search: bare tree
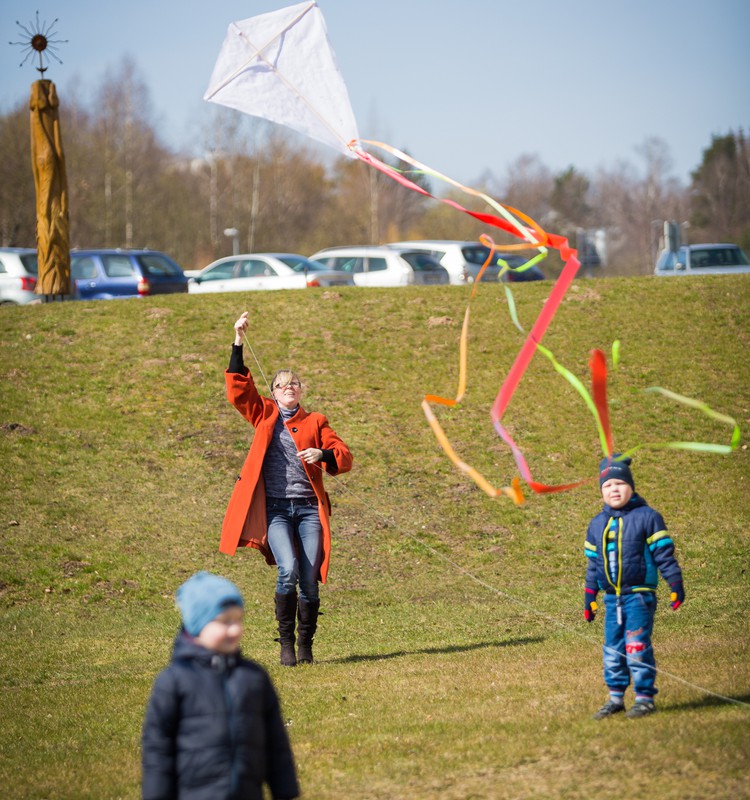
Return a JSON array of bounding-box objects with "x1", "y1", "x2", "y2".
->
[
  {"x1": 690, "y1": 130, "x2": 750, "y2": 250},
  {"x1": 0, "y1": 102, "x2": 36, "y2": 246},
  {"x1": 589, "y1": 138, "x2": 685, "y2": 274}
]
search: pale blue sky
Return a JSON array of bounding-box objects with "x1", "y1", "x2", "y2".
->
[{"x1": 3, "y1": 0, "x2": 749, "y2": 185}]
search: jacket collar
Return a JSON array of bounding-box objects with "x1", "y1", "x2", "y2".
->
[
  {"x1": 172, "y1": 630, "x2": 241, "y2": 671},
  {"x1": 274, "y1": 403, "x2": 308, "y2": 424},
  {"x1": 603, "y1": 493, "x2": 647, "y2": 518}
]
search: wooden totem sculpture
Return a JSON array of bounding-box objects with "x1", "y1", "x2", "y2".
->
[{"x1": 30, "y1": 78, "x2": 70, "y2": 297}]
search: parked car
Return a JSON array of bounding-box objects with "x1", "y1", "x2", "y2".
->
[
  {"x1": 500, "y1": 261, "x2": 546, "y2": 282},
  {"x1": 188, "y1": 253, "x2": 354, "y2": 293},
  {"x1": 655, "y1": 243, "x2": 750, "y2": 276},
  {"x1": 310, "y1": 245, "x2": 449, "y2": 287},
  {"x1": 387, "y1": 240, "x2": 516, "y2": 285},
  {"x1": 0, "y1": 247, "x2": 39, "y2": 305},
  {"x1": 70, "y1": 249, "x2": 189, "y2": 299}
]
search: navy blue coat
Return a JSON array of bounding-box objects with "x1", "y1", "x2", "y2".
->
[
  {"x1": 584, "y1": 494, "x2": 683, "y2": 595},
  {"x1": 142, "y1": 633, "x2": 299, "y2": 800}
]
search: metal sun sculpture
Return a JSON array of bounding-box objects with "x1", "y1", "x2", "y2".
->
[{"x1": 10, "y1": 11, "x2": 67, "y2": 74}]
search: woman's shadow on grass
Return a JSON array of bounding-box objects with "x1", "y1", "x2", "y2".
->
[{"x1": 324, "y1": 635, "x2": 544, "y2": 665}]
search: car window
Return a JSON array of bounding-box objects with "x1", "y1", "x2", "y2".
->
[
  {"x1": 366, "y1": 257, "x2": 388, "y2": 272},
  {"x1": 501, "y1": 255, "x2": 529, "y2": 270},
  {"x1": 202, "y1": 262, "x2": 237, "y2": 281},
  {"x1": 19, "y1": 254, "x2": 39, "y2": 275},
  {"x1": 324, "y1": 257, "x2": 362, "y2": 273},
  {"x1": 0, "y1": 258, "x2": 6, "y2": 274},
  {"x1": 691, "y1": 249, "x2": 714, "y2": 268},
  {"x1": 70, "y1": 257, "x2": 98, "y2": 280},
  {"x1": 411, "y1": 248, "x2": 446, "y2": 262},
  {"x1": 279, "y1": 256, "x2": 326, "y2": 273},
  {"x1": 239, "y1": 259, "x2": 275, "y2": 278},
  {"x1": 461, "y1": 246, "x2": 494, "y2": 265},
  {"x1": 692, "y1": 246, "x2": 749, "y2": 268},
  {"x1": 400, "y1": 252, "x2": 442, "y2": 271},
  {"x1": 102, "y1": 255, "x2": 136, "y2": 278},
  {"x1": 138, "y1": 254, "x2": 182, "y2": 277}
]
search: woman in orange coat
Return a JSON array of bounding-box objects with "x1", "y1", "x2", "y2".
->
[{"x1": 221, "y1": 311, "x2": 353, "y2": 667}]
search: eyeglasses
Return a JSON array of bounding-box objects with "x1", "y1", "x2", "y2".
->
[{"x1": 273, "y1": 381, "x2": 300, "y2": 390}]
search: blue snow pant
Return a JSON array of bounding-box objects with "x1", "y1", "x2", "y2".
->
[{"x1": 603, "y1": 592, "x2": 658, "y2": 698}]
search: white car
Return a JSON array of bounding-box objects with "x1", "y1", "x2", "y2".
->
[
  {"x1": 387, "y1": 240, "x2": 513, "y2": 285},
  {"x1": 0, "y1": 247, "x2": 39, "y2": 305},
  {"x1": 310, "y1": 245, "x2": 449, "y2": 287},
  {"x1": 188, "y1": 253, "x2": 354, "y2": 293},
  {"x1": 655, "y1": 244, "x2": 750, "y2": 276}
]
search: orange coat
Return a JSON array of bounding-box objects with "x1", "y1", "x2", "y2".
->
[{"x1": 220, "y1": 370, "x2": 353, "y2": 584}]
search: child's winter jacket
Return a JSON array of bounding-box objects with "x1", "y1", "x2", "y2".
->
[
  {"x1": 584, "y1": 494, "x2": 682, "y2": 595},
  {"x1": 142, "y1": 633, "x2": 299, "y2": 800}
]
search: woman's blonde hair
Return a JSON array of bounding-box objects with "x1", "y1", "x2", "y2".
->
[{"x1": 271, "y1": 369, "x2": 300, "y2": 390}]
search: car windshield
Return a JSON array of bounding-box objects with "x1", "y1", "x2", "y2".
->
[
  {"x1": 138, "y1": 254, "x2": 183, "y2": 277},
  {"x1": 498, "y1": 255, "x2": 529, "y2": 270},
  {"x1": 400, "y1": 252, "x2": 443, "y2": 271},
  {"x1": 277, "y1": 256, "x2": 328, "y2": 273},
  {"x1": 20, "y1": 253, "x2": 39, "y2": 275},
  {"x1": 202, "y1": 262, "x2": 236, "y2": 281},
  {"x1": 461, "y1": 246, "x2": 498, "y2": 266}
]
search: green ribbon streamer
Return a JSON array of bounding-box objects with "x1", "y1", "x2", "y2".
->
[
  {"x1": 612, "y1": 339, "x2": 621, "y2": 367},
  {"x1": 500, "y1": 288, "x2": 740, "y2": 467},
  {"x1": 534, "y1": 341, "x2": 611, "y2": 456}
]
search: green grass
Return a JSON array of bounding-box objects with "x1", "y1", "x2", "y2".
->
[{"x1": 1, "y1": 276, "x2": 749, "y2": 799}]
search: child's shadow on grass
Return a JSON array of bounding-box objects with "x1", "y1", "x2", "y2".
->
[
  {"x1": 324, "y1": 635, "x2": 544, "y2": 665},
  {"x1": 664, "y1": 693, "x2": 750, "y2": 713}
]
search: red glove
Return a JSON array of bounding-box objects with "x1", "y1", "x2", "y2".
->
[
  {"x1": 670, "y1": 581, "x2": 685, "y2": 610},
  {"x1": 584, "y1": 587, "x2": 598, "y2": 622}
]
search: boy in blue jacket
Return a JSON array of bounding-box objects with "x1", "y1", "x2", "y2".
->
[
  {"x1": 142, "y1": 571, "x2": 300, "y2": 800},
  {"x1": 583, "y1": 456, "x2": 685, "y2": 719}
]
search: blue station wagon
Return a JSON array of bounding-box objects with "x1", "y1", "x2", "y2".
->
[{"x1": 70, "y1": 249, "x2": 189, "y2": 299}]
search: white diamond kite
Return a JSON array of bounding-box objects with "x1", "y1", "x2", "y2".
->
[{"x1": 204, "y1": 0, "x2": 360, "y2": 159}]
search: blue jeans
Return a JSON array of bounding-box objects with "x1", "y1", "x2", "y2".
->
[
  {"x1": 266, "y1": 497, "x2": 322, "y2": 602},
  {"x1": 603, "y1": 592, "x2": 658, "y2": 697}
]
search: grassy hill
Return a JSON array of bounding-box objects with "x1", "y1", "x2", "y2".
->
[{"x1": 1, "y1": 275, "x2": 749, "y2": 799}]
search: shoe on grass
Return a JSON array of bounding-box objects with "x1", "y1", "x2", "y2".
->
[
  {"x1": 625, "y1": 700, "x2": 656, "y2": 718},
  {"x1": 593, "y1": 700, "x2": 625, "y2": 720}
]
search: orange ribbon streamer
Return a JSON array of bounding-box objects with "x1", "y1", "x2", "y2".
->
[{"x1": 351, "y1": 144, "x2": 602, "y2": 501}]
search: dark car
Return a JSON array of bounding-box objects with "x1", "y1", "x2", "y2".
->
[
  {"x1": 499, "y1": 256, "x2": 546, "y2": 282},
  {"x1": 70, "y1": 249, "x2": 189, "y2": 299}
]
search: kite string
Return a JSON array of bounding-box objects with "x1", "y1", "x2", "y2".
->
[
  {"x1": 237, "y1": 332, "x2": 747, "y2": 710},
  {"x1": 320, "y1": 454, "x2": 750, "y2": 710}
]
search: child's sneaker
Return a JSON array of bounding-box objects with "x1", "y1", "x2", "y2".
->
[
  {"x1": 625, "y1": 700, "x2": 656, "y2": 718},
  {"x1": 592, "y1": 700, "x2": 625, "y2": 719}
]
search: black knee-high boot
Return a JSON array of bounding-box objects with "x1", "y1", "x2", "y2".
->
[
  {"x1": 274, "y1": 591, "x2": 298, "y2": 667},
  {"x1": 297, "y1": 598, "x2": 320, "y2": 664}
]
